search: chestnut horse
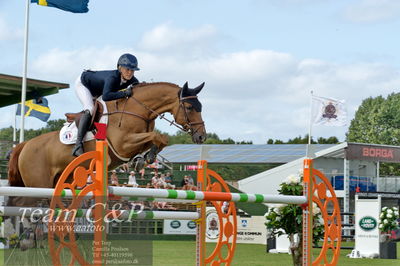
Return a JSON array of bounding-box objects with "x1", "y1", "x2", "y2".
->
[{"x1": 8, "y1": 82, "x2": 206, "y2": 191}]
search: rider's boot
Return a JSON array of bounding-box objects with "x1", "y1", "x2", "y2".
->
[{"x1": 72, "y1": 110, "x2": 92, "y2": 157}]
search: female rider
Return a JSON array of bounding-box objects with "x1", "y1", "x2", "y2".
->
[{"x1": 72, "y1": 53, "x2": 140, "y2": 156}]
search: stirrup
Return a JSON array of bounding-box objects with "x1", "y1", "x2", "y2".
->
[{"x1": 72, "y1": 142, "x2": 84, "y2": 157}]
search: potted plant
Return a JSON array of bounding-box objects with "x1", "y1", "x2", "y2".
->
[
  {"x1": 378, "y1": 206, "x2": 399, "y2": 259},
  {"x1": 265, "y1": 172, "x2": 324, "y2": 266}
]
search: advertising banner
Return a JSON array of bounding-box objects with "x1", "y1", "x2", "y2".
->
[
  {"x1": 163, "y1": 219, "x2": 197, "y2": 235},
  {"x1": 354, "y1": 196, "x2": 381, "y2": 257},
  {"x1": 205, "y1": 207, "x2": 267, "y2": 244}
]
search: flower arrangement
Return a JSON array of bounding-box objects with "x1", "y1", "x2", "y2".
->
[
  {"x1": 8, "y1": 234, "x2": 19, "y2": 248},
  {"x1": 265, "y1": 170, "x2": 324, "y2": 266},
  {"x1": 379, "y1": 206, "x2": 399, "y2": 241}
]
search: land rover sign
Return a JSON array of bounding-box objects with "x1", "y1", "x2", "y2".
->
[
  {"x1": 355, "y1": 198, "x2": 380, "y2": 256},
  {"x1": 359, "y1": 216, "x2": 377, "y2": 231}
]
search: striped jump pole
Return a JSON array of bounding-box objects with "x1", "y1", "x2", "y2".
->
[
  {"x1": 108, "y1": 186, "x2": 307, "y2": 204},
  {"x1": 0, "y1": 186, "x2": 305, "y2": 204}
]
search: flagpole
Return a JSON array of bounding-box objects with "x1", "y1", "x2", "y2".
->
[
  {"x1": 13, "y1": 105, "x2": 17, "y2": 146},
  {"x1": 19, "y1": 0, "x2": 30, "y2": 143},
  {"x1": 306, "y1": 90, "x2": 313, "y2": 158}
]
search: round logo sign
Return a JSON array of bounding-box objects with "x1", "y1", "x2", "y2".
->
[
  {"x1": 206, "y1": 210, "x2": 220, "y2": 240},
  {"x1": 359, "y1": 216, "x2": 377, "y2": 231},
  {"x1": 187, "y1": 220, "x2": 197, "y2": 229},
  {"x1": 170, "y1": 220, "x2": 181, "y2": 229}
]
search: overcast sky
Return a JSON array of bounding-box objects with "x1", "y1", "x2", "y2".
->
[{"x1": 0, "y1": 0, "x2": 399, "y2": 144}]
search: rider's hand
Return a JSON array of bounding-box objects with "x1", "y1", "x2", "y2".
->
[{"x1": 124, "y1": 88, "x2": 133, "y2": 97}]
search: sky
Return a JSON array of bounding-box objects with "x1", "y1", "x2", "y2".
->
[{"x1": 0, "y1": 0, "x2": 400, "y2": 144}]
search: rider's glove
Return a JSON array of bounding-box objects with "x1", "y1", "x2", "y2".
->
[{"x1": 124, "y1": 87, "x2": 133, "y2": 97}]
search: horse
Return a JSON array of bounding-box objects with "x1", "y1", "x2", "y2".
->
[{"x1": 8, "y1": 82, "x2": 206, "y2": 195}]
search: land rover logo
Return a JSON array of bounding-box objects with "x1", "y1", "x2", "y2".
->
[
  {"x1": 359, "y1": 216, "x2": 377, "y2": 231},
  {"x1": 187, "y1": 221, "x2": 197, "y2": 229},
  {"x1": 170, "y1": 220, "x2": 181, "y2": 229}
]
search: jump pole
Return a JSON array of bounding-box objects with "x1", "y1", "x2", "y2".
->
[{"x1": 0, "y1": 186, "x2": 306, "y2": 204}]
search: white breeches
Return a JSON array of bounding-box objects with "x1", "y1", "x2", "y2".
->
[{"x1": 74, "y1": 76, "x2": 94, "y2": 115}]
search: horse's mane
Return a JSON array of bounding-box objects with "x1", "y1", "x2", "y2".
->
[
  {"x1": 111, "y1": 82, "x2": 180, "y2": 105},
  {"x1": 134, "y1": 82, "x2": 180, "y2": 89}
]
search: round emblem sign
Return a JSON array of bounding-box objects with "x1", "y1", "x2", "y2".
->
[
  {"x1": 187, "y1": 220, "x2": 197, "y2": 229},
  {"x1": 206, "y1": 210, "x2": 220, "y2": 240},
  {"x1": 170, "y1": 220, "x2": 181, "y2": 229},
  {"x1": 359, "y1": 216, "x2": 377, "y2": 231}
]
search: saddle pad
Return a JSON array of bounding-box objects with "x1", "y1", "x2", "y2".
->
[{"x1": 59, "y1": 98, "x2": 108, "y2": 145}]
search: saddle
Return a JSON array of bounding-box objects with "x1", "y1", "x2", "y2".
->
[{"x1": 64, "y1": 100, "x2": 104, "y2": 130}]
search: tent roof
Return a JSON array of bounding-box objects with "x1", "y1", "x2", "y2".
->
[{"x1": 0, "y1": 73, "x2": 69, "y2": 108}]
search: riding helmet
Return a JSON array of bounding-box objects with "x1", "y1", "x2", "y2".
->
[{"x1": 117, "y1": 53, "x2": 140, "y2": 71}]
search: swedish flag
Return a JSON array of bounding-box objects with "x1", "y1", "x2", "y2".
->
[
  {"x1": 31, "y1": 0, "x2": 89, "y2": 13},
  {"x1": 16, "y1": 97, "x2": 51, "y2": 122}
]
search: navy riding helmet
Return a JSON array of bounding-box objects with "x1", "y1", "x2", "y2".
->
[{"x1": 117, "y1": 53, "x2": 140, "y2": 71}]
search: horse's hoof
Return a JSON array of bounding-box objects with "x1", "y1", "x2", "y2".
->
[{"x1": 131, "y1": 156, "x2": 145, "y2": 171}]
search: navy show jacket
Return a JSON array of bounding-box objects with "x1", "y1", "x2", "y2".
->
[{"x1": 80, "y1": 70, "x2": 139, "y2": 101}]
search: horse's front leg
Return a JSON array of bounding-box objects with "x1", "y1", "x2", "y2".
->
[{"x1": 127, "y1": 132, "x2": 169, "y2": 165}]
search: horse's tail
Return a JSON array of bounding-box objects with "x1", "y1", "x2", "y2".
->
[{"x1": 8, "y1": 142, "x2": 27, "y2": 187}]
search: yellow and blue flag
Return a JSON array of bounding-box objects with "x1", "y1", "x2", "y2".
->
[
  {"x1": 16, "y1": 97, "x2": 51, "y2": 122},
  {"x1": 31, "y1": 0, "x2": 89, "y2": 13}
]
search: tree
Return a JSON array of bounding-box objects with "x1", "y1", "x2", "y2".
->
[
  {"x1": 317, "y1": 136, "x2": 339, "y2": 144},
  {"x1": 266, "y1": 135, "x2": 339, "y2": 144},
  {"x1": 347, "y1": 93, "x2": 400, "y2": 175}
]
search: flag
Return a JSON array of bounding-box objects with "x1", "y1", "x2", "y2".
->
[
  {"x1": 311, "y1": 95, "x2": 346, "y2": 126},
  {"x1": 16, "y1": 97, "x2": 51, "y2": 122},
  {"x1": 31, "y1": 0, "x2": 89, "y2": 13}
]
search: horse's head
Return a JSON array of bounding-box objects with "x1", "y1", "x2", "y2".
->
[{"x1": 174, "y1": 82, "x2": 207, "y2": 144}]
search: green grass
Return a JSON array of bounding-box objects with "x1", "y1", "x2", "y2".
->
[
  {"x1": 0, "y1": 240, "x2": 399, "y2": 265},
  {"x1": 153, "y1": 240, "x2": 400, "y2": 266}
]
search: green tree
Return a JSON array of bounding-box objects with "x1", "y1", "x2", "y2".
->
[
  {"x1": 346, "y1": 95, "x2": 388, "y2": 143},
  {"x1": 0, "y1": 127, "x2": 13, "y2": 141},
  {"x1": 317, "y1": 136, "x2": 339, "y2": 144},
  {"x1": 347, "y1": 93, "x2": 400, "y2": 175},
  {"x1": 0, "y1": 119, "x2": 66, "y2": 142},
  {"x1": 266, "y1": 135, "x2": 339, "y2": 144}
]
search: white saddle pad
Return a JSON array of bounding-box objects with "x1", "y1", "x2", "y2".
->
[{"x1": 59, "y1": 99, "x2": 108, "y2": 145}]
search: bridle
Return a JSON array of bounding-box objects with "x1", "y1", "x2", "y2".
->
[
  {"x1": 176, "y1": 95, "x2": 205, "y2": 135},
  {"x1": 104, "y1": 91, "x2": 204, "y2": 136}
]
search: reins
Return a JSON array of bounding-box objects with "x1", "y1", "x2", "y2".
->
[{"x1": 103, "y1": 91, "x2": 204, "y2": 134}]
